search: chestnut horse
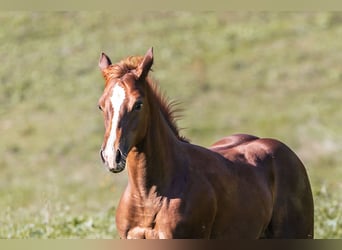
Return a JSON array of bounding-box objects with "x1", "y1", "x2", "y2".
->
[{"x1": 97, "y1": 47, "x2": 314, "y2": 239}]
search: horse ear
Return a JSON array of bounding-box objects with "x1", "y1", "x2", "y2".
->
[
  {"x1": 99, "y1": 52, "x2": 112, "y2": 71},
  {"x1": 136, "y1": 47, "x2": 153, "y2": 80}
]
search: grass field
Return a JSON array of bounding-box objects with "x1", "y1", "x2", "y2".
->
[{"x1": 0, "y1": 12, "x2": 341, "y2": 238}]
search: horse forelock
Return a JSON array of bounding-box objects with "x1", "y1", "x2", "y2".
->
[{"x1": 102, "y1": 56, "x2": 144, "y2": 82}]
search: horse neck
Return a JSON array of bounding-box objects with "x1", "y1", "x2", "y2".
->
[{"x1": 126, "y1": 88, "x2": 184, "y2": 196}]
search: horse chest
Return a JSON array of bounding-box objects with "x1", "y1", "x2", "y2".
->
[{"x1": 118, "y1": 195, "x2": 185, "y2": 239}]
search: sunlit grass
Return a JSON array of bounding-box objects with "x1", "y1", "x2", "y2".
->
[{"x1": 0, "y1": 12, "x2": 341, "y2": 238}]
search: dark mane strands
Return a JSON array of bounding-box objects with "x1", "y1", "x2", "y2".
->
[
  {"x1": 146, "y1": 78, "x2": 189, "y2": 143},
  {"x1": 103, "y1": 55, "x2": 189, "y2": 143}
]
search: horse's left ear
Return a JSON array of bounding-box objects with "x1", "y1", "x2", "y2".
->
[{"x1": 136, "y1": 47, "x2": 153, "y2": 80}]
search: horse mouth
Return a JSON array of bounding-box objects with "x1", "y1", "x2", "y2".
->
[
  {"x1": 100, "y1": 149, "x2": 127, "y2": 173},
  {"x1": 109, "y1": 159, "x2": 126, "y2": 173}
]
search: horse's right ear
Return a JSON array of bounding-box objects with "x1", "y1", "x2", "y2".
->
[
  {"x1": 136, "y1": 47, "x2": 154, "y2": 80},
  {"x1": 99, "y1": 52, "x2": 112, "y2": 71}
]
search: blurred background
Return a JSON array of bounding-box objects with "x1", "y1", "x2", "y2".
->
[{"x1": 0, "y1": 12, "x2": 341, "y2": 238}]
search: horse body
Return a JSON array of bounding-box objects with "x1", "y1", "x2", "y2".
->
[
  {"x1": 115, "y1": 134, "x2": 313, "y2": 239},
  {"x1": 97, "y1": 48, "x2": 314, "y2": 239}
]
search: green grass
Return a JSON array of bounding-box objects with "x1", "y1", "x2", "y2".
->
[{"x1": 0, "y1": 12, "x2": 341, "y2": 238}]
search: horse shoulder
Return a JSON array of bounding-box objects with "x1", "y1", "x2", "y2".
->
[{"x1": 185, "y1": 139, "x2": 274, "y2": 238}]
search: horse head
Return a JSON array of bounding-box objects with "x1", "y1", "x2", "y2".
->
[{"x1": 98, "y1": 48, "x2": 153, "y2": 173}]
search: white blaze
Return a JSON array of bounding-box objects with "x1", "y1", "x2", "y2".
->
[{"x1": 103, "y1": 84, "x2": 126, "y2": 168}]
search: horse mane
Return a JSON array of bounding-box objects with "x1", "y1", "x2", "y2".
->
[{"x1": 103, "y1": 56, "x2": 189, "y2": 143}]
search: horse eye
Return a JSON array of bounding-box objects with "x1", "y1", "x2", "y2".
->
[
  {"x1": 98, "y1": 105, "x2": 103, "y2": 111},
  {"x1": 133, "y1": 101, "x2": 143, "y2": 111}
]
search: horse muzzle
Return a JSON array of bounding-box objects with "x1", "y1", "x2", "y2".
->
[{"x1": 100, "y1": 148, "x2": 127, "y2": 173}]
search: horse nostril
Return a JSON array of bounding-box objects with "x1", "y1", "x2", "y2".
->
[
  {"x1": 100, "y1": 149, "x2": 105, "y2": 163},
  {"x1": 115, "y1": 149, "x2": 122, "y2": 164}
]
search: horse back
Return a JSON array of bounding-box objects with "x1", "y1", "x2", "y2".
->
[{"x1": 209, "y1": 134, "x2": 277, "y2": 173}]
